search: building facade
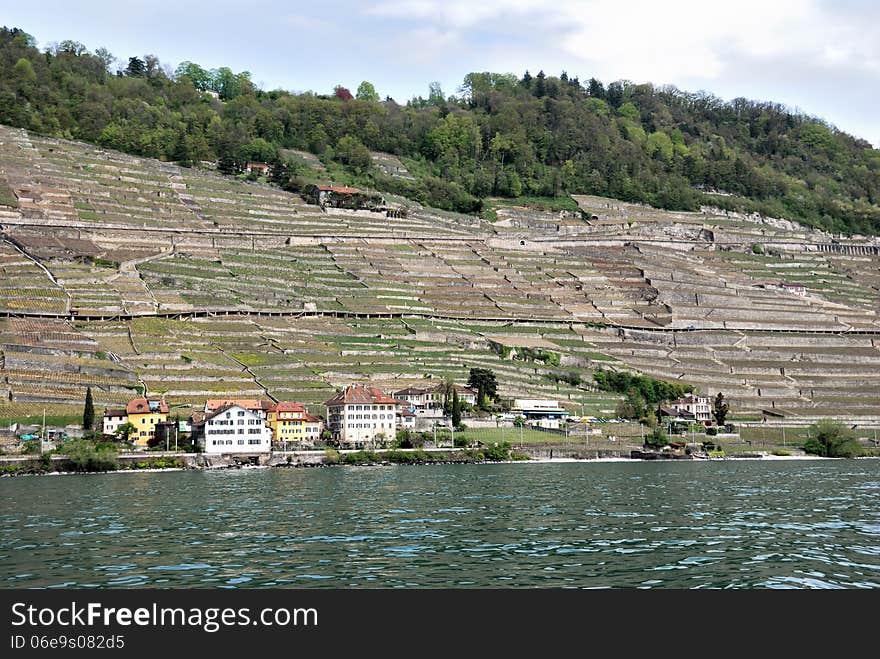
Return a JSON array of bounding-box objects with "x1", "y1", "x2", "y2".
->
[
  {"x1": 126, "y1": 398, "x2": 169, "y2": 446},
  {"x1": 511, "y1": 399, "x2": 569, "y2": 429},
  {"x1": 324, "y1": 385, "x2": 398, "y2": 446},
  {"x1": 202, "y1": 404, "x2": 272, "y2": 454},
  {"x1": 266, "y1": 402, "x2": 324, "y2": 447},
  {"x1": 392, "y1": 384, "x2": 477, "y2": 415},
  {"x1": 102, "y1": 408, "x2": 128, "y2": 436},
  {"x1": 671, "y1": 394, "x2": 712, "y2": 423}
]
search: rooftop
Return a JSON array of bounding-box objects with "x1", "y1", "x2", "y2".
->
[{"x1": 324, "y1": 384, "x2": 398, "y2": 407}]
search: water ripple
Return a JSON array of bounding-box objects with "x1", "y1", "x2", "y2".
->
[{"x1": 1, "y1": 461, "x2": 878, "y2": 588}]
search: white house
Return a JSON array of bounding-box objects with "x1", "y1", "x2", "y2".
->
[
  {"x1": 102, "y1": 408, "x2": 128, "y2": 435},
  {"x1": 393, "y1": 384, "x2": 477, "y2": 416},
  {"x1": 511, "y1": 399, "x2": 569, "y2": 429},
  {"x1": 325, "y1": 385, "x2": 398, "y2": 447},
  {"x1": 202, "y1": 404, "x2": 272, "y2": 454},
  {"x1": 671, "y1": 394, "x2": 712, "y2": 423},
  {"x1": 397, "y1": 408, "x2": 416, "y2": 430}
]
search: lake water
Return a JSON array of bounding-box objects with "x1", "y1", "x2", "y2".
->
[{"x1": 1, "y1": 460, "x2": 878, "y2": 588}]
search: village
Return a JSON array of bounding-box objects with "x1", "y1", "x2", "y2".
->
[{"x1": 1, "y1": 375, "x2": 731, "y2": 467}]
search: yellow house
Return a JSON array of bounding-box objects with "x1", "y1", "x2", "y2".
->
[
  {"x1": 126, "y1": 397, "x2": 169, "y2": 447},
  {"x1": 267, "y1": 402, "x2": 323, "y2": 446}
]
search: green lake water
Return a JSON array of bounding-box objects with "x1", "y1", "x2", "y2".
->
[{"x1": 1, "y1": 460, "x2": 878, "y2": 588}]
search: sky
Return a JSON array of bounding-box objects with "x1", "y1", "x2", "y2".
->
[{"x1": 2, "y1": 0, "x2": 878, "y2": 146}]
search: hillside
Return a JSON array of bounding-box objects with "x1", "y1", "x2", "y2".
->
[
  {"x1": 1, "y1": 125, "x2": 879, "y2": 426},
  {"x1": 1, "y1": 27, "x2": 879, "y2": 235}
]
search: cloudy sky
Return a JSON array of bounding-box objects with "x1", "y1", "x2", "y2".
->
[{"x1": 3, "y1": 0, "x2": 878, "y2": 145}]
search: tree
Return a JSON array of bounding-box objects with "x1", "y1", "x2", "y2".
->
[
  {"x1": 334, "y1": 85, "x2": 353, "y2": 100},
  {"x1": 124, "y1": 56, "x2": 146, "y2": 77},
  {"x1": 803, "y1": 420, "x2": 862, "y2": 458},
  {"x1": 115, "y1": 422, "x2": 137, "y2": 442},
  {"x1": 468, "y1": 368, "x2": 498, "y2": 408},
  {"x1": 335, "y1": 134, "x2": 372, "y2": 173},
  {"x1": 356, "y1": 81, "x2": 379, "y2": 102},
  {"x1": 451, "y1": 388, "x2": 462, "y2": 428},
  {"x1": 175, "y1": 61, "x2": 212, "y2": 91},
  {"x1": 428, "y1": 81, "x2": 444, "y2": 105},
  {"x1": 713, "y1": 392, "x2": 729, "y2": 426},
  {"x1": 83, "y1": 386, "x2": 95, "y2": 431},
  {"x1": 645, "y1": 427, "x2": 668, "y2": 449}
]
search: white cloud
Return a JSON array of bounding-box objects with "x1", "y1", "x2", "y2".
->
[{"x1": 362, "y1": 0, "x2": 880, "y2": 142}]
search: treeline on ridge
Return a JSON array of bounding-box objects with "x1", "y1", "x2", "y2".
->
[{"x1": 1, "y1": 26, "x2": 879, "y2": 233}]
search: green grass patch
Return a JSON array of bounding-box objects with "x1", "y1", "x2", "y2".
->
[{"x1": 0, "y1": 183, "x2": 18, "y2": 207}]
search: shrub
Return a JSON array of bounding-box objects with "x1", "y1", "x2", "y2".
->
[
  {"x1": 62, "y1": 439, "x2": 119, "y2": 472},
  {"x1": 803, "y1": 420, "x2": 862, "y2": 458},
  {"x1": 772, "y1": 450, "x2": 791, "y2": 456},
  {"x1": 483, "y1": 441, "x2": 511, "y2": 461},
  {"x1": 323, "y1": 449, "x2": 340, "y2": 465},
  {"x1": 706, "y1": 426, "x2": 718, "y2": 436},
  {"x1": 645, "y1": 428, "x2": 668, "y2": 449}
]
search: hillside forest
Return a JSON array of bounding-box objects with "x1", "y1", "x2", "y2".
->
[{"x1": 2, "y1": 26, "x2": 879, "y2": 234}]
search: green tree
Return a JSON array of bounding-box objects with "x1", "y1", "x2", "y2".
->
[
  {"x1": 335, "y1": 134, "x2": 372, "y2": 173},
  {"x1": 468, "y1": 368, "x2": 498, "y2": 408},
  {"x1": 83, "y1": 386, "x2": 95, "y2": 431},
  {"x1": 452, "y1": 388, "x2": 462, "y2": 428},
  {"x1": 356, "y1": 80, "x2": 379, "y2": 102},
  {"x1": 124, "y1": 56, "x2": 146, "y2": 77},
  {"x1": 713, "y1": 392, "x2": 729, "y2": 426},
  {"x1": 115, "y1": 422, "x2": 137, "y2": 442},
  {"x1": 803, "y1": 420, "x2": 862, "y2": 458},
  {"x1": 13, "y1": 57, "x2": 36, "y2": 85},
  {"x1": 645, "y1": 427, "x2": 668, "y2": 449},
  {"x1": 175, "y1": 61, "x2": 212, "y2": 91}
]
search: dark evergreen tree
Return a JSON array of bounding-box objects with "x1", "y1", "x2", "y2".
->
[
  {"x1": 124, "y1": 56, "x2": 145, "y2": 77},
  {"x1": 467, "y1": 368, "x2": 498, "y2": 408},
  {"x1": 452, "y1": 388, "x2": 462, "y2": 428},
  {"x1": 83, "y1": 386, "x2": 95, "y2": 431},
  {"x1": 713, "y1": 392, "x2": 729, "y2": 426}
]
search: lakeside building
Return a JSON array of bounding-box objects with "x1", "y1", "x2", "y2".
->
[
  {"x1": 397, "y1": 407, "x2": 416, "y2": 430},
  {"x1": 204, "y1": 399, "x2": 273, "y2": 418},
  {"x1": 392, "y1": 384, "x2": 477, "y2": 416},
  {"x1": 511, "y1": 399, "x2": 569, "y2": 429},
  {"x1": 266, "y1": 401, "x2": 324, "y2": 447},
  {"x1": 125, "y1": 398, "x2": 169, "y2": 446},
  {"x1": 670, "y1": 393, "x2": 712, "y2": 423},
  {"x1": 199, "y1": 403, "x2": 272, "y2": 454},
  {"x1": 324, "y1": 385, "x2": 398, "y2": 447},
  {"x1": 102, "y1": 408, "x2": 128, "y2": 435}
]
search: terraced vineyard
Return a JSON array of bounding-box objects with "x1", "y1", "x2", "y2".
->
[{"x1": 1, "y1": 125, "x2": 878, "y2": 424}]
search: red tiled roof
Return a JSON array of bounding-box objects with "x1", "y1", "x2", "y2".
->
[
  {"x1": 205, "y1": 399, "x2": 271, "y2": 412},
  {"x1": 246, "y1": 162, "x2": 270, "y2": 169},
  {"x1": 398, "y1": 409, "x2": 416, "y2": 417},
  {"x1": 268, "y1": 401, "x2": 306, "y2": 413},
  {"x1": 103, "y1": 408, "x2": 127, "y2": 417},
  {"x1": 315, "y1": 185, "x2": 361, "y2": 193},
  {"x1": 303, "y1": 413, "x2": 322, "y2": 423},
  {"x1": 324, "y1": 384, "x2": 398, "y2": 407},
  {"x1": 126, "y1": 398, "x2": 169, "y2": 415}
]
